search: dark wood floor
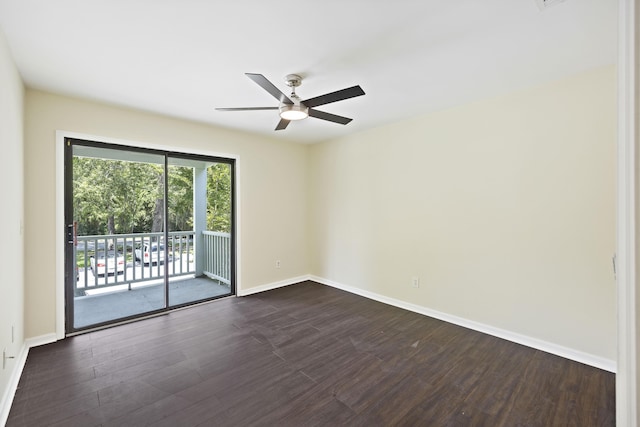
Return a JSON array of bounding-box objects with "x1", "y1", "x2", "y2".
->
[{"x1": 7, "y1": 281, "x2": 615, "y2": 426}]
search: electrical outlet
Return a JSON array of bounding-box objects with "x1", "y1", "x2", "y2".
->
[
  {"x1": 275, "y1": 260, "x2": 281, "y2": 269},
  {"x1": 412, "y1": 276, "x2": 420, "y2": 288},
  {"x1": 2, "y1": 348, "x2": 15, "y2": 369}
]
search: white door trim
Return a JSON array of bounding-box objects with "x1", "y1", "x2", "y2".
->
[{"x1": 617, "y1": 0, "x2": 637, "y2": 425}]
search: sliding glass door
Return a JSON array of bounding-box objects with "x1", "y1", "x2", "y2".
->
[
  {"x1": 64, "y1": 139, "x2": 235, "y2": 333},
  {"x1": 166, "y1": 158, "x2": 233, "y2": 307}
]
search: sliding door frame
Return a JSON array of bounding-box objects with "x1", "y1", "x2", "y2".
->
[{"x1": 56, "y1": 131, "x2": 239, "y2": 336}]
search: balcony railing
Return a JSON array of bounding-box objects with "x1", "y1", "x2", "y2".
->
[
  {"x1": 74, "y1": 231, "x2": 231, "y2": 295},
  {"x1": 203, "y1": 231, "x2": 231, "y2": 285}
]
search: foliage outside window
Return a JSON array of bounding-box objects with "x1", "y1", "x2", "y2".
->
[{"x1": 73, "y1": 157, "x2": 231, "y2": 235}]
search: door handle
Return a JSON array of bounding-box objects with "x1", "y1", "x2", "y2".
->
[{"x1": 67, "y1": 224, "x2": 74, "y2": 244}]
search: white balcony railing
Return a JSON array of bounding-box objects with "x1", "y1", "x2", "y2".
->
[
  {"x1": 74, "y1": 231, "x2": 231, "y2": 295},
  {"x1": 202, "y1": 231, "x2": 231, "y2": 285}
]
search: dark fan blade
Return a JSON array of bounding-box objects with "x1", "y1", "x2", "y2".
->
[
  {"x1": 215, "y1": 107, "x2": 278, "y2": 111},
  {"x1": 308, "y1": 109, "x2": 353, "y2": 125},
  {"x1": 275, "y1": 118, "x2": 290, "y2": 130},
  {"x1": 246, "y1": 73, "x2": 293, "y2": 105},
  {"x1": 302, "y1": 85, "x2": 365, "y2": 108}
]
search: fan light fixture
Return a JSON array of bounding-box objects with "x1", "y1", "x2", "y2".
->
[{"x1": 279, "y1": 104, "x2": 308, "y2": 121}]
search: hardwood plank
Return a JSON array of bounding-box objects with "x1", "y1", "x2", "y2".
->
[
  {"x1": 149, "y1": 394, "x2": 230, "y2": 427},
  {"x1": 7, "y1": 281, "x2": 614, "y2": 426},
  {"x1": 97, "y1": 394, "x2": 193, "y2": 427},
  {"x1": 8, "y1": 393, "x2": 100, "y2": 426}
]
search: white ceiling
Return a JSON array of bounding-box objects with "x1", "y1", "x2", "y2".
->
[{"x1": 0, "y1": 0, "x2": 617, "y2": 144}]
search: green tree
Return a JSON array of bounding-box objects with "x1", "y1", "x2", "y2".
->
[
  {"x1": 73, "y1": 158, "x2": 162, "y2": 235},
  {"x1": 207, "y1": 163, "x2": 231, "y2": 232},
  {"x1": 73, "y1": 157, "x2": 232, "y2": 236},
  {"x1": 168, "y1": 165, "x2": 194, "y2": 232}
]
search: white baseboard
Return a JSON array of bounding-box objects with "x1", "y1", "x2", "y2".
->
[
  {"x1": 0, "y1": 333, "x2": 58, "y2": 426},
  {"x1": 25, "y1": 333, "x2": 58, "y2": 349},
  {"x1": 310, "y1": 275, "x2": 616, "y2": 373},
  {"x1": 0, "y1": 342, "x2": 28, "y2": 427},
  {"x1": 237, "y1": 275, "x2": 311, "y2": 297}
]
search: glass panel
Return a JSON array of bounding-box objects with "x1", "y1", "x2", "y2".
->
[
  {"x1": 167, "y1": 157, "x2": 232, "y2": 306},
  {"x1": 71, "y1": 144, "x2": 166, "y2": 328}
]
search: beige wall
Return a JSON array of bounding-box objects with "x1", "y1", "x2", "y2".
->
[
  {"x1": 0, "y1": 28, "x2": 24, "y2": 414},
  {"x1": 22, "y1": 66, "x2": 616, "y2": 363},
  {"x1": 309, "y1": 66, "x2": 617, "y2": 361},
  {"x1": 23, "y1": 90, "x2": 309, "y2": 338}
]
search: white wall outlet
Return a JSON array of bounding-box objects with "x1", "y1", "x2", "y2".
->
[
  {"x1": 275, "y1": 260, "x2": 281, "y2": 269},
  {"x1": 3, "y1": 348, "x2": 15, "y2": 370},
  {"x1": 412, "y1": 276, "x2": 420, "y2": 288}
]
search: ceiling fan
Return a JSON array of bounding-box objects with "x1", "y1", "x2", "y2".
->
[{"x1": 216, "y1": 73, "x2": 365, "y2": 131}]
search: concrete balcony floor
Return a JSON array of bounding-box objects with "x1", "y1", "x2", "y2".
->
[{"x1": 73, "y1": 276, "x2": 231, "y2": 329}]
